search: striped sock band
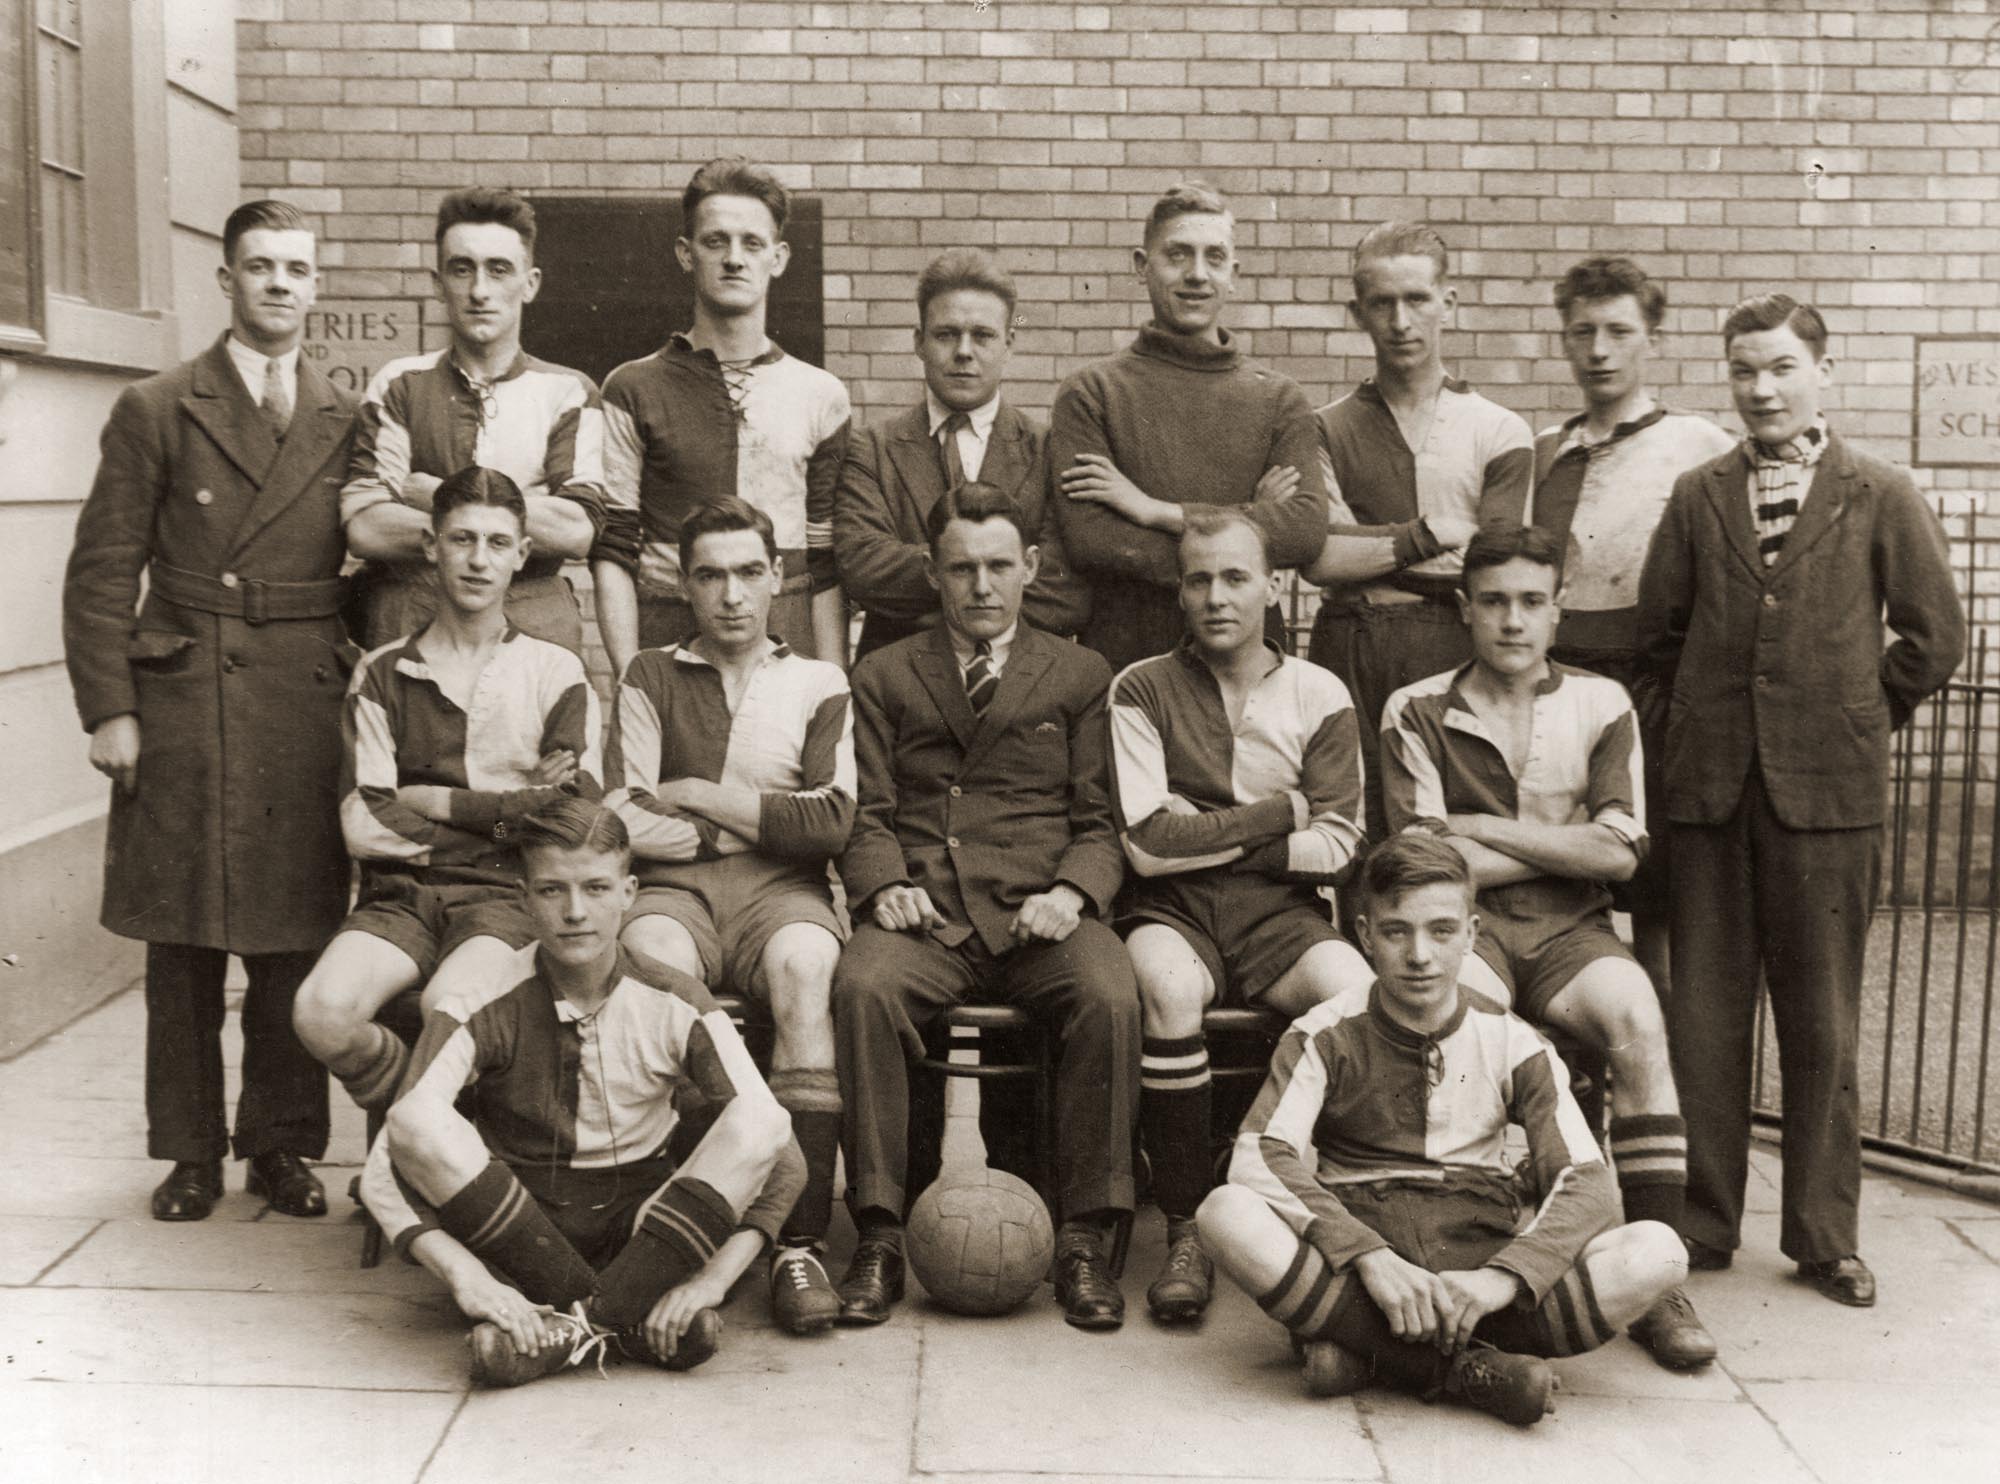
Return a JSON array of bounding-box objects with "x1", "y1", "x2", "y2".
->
[
  {"x1": 1141, "y1": 1034, "x2": 1212, "y2": 1220},
  {"x1": 592, "y1": 1176, "x2": 740, "y2": 1328},
  {"x1": 1257, "y1": 1236, "x2": 1348, "y2": 1340},
  {"x1": 437, "y1": 1160, "x2": 596, "y2": 1306},
  {"x1": 336, "y1": 1022, "x2": 410, "y2": 1113},
  {"x1": 1140, "y1": 1034, "x2": 1211, "y2": 1094},
  {"x1": 1610, "y1": 1113, "x2": 1688, "y2": 1227},
  {"x1": 1532, "y1": 1255, "x2": 1617, "y2": 1357}
]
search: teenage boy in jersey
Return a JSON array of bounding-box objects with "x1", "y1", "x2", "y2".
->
[
  {"x1": 836, "y1": 248, "x2": 1090, "y2": 659},
  {"x1": 607, "y1": 497, "x2": 854, "y2": 1337},
  {"x1": 1379, "y1": 524, "x2": 1713, "y2": 1369},
  {"x1": 1638, "y1": 295, "x2": 1963, "y2": 1307},
  {"x1": 834, "y1": 482, "x2": 1140, "y2": 1331},
  {"x1": 1197, "y1": 834, "x2": 1687, "y2": 1425},
  {"x1": 1109, "y1": 511, "x2": 1370, "y2": 1327},
  {"x1": 597, "y1": 157, "x2": 852, "y2": 677},
  {"x1": 1495, "y1": 257, "x2": 1736, "y2": 989},
  {"x1": 361, "y1": 801, "x2": 804, "y2": 1387},
  {"x1": 342, "y1": 188, "x2": 606, "y2": 655},
  {"x1": 292, "y1": 467, "x2": 602, "y2": 1120},
  {"x1": 1305, "y1": 222, "x2": 1533, "y2": 833},
  {"x1": 1051, "y1": 181, "x2": 1328, "y2": 673}
]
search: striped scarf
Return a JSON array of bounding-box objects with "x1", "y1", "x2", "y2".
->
[{"x1": 1746, "y1": 417, "x2": 1827, "y2": 567}]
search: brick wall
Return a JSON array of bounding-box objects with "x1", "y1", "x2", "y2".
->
[{"x1": 236, "y1": 0, "x2": 2000, "y2": 676}]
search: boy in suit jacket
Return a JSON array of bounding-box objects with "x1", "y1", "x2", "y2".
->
[
  {"x1": 833, "y1": 481, "x2": 1142, "y2": 1331},
  {"x1": 1636, "y1": 294, "x2": 1964, "y2": 1308},
  {"x1": 835, "y1": 248, "x2": 1089, "y2": 660}
]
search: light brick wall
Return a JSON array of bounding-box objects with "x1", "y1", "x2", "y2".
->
[{"x1": 236, "y1": 0, "x2": 2000, "y2": 674}]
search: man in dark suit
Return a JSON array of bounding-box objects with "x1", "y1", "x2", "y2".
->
[
  {"x1": 833, "y1": 481, "x2": 1141, "y2": 1331},
  {"x1": 63, "y1": 201, "x2": 357, "y2": 1223},
  {"x1": 834, "y1": 247, "x2": 1089, "y2": 661},
  {"x1": 1637, "y1": 293, "x2": 1964, "y2": 1308}
]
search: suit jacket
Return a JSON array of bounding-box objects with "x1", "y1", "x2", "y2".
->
[
  {"x1": 1635, "y1": 432, "x2": 1964, "y2": 831},
  {"x1": 842, "y1": 624, "x2": 1125, "y2": 955},
  {"x1": 833, "y1": 400, "x2": 1091, "y2": 660},
  {"x1": 62, "y1": 335, "x2": 358, "y2": 952}
]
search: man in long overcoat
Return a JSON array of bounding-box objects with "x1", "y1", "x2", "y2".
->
[{"x1": 62, "y1": 201, "x2": 357, "y2": 1222}]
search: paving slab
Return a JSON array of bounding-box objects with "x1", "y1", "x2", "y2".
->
[
  {"x1": 0, "y1": 1381, "x2": 457, "y2": 1484},
  {"x1": 37, "y1": 1214, "x2": 439, "y2": 1297},
  {"x1": 0, "y1": 1216, "x2": 102, "y2": 1286},
  {"x1": 1947, "y1": 1216, "x2": 2000, "y2": 1263},
  {"x1": 0, "y1": 1155, "x2": 269, "y2": 1221},
  {"x1": 1744, "y1": 1379, "x2": 2000, "y2": 1484},
  {"x1": 1545, "y1": 1327, "x2": 1744, "y2": 1402}
]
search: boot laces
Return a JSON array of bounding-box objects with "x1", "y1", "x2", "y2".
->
[{"x1": 551, "y1": 1300, "x2": 614, "y2": 1377}]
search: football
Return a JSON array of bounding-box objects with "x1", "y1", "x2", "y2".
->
[{"x1": 905, "y1": 1167, "x2": 1055, "y2": 1316}]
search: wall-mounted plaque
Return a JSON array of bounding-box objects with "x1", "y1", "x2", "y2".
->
[
  {"x1": 302, "y1": 300, "x2": 424, "y2": 396},
  {"x1": 1914, "y1": 335, "x2": 2000, "y2": 468}
]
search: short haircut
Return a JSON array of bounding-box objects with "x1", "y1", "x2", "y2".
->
[
  {"x1": 1459, "y1": 524, "x2": 1564, "y2": 593},
  {"x1": 926, "y1": 480, "x2": 1032, "y2": 553},
  {"x1": 1181, "y1": 508, "x2": 1273, "y2": 575},
  {"x1": 683, "y1": 156, "x2": 789, "y2": 238},
  {"x1": 222, "y1": 200, "x2": 309, "y2": 264},
  {"x1": 1554, "y1": 255, "x2": 1665, "y2": 330},
  {"x1": 435, "y1": 186, "x2": 537, "y2": 260},
  {"x1": 1352, "y1": 220, "x2": 1449, "y2": 293},
  {"x1": 516, "y1": 799, "x2": 631, "y2": 868},
  {"x1": 916, "y1": 248, "x2": 1017, "y2": 327},
  {"x1": 431, "y1": 465, "x2": 528, "y2": 532},
  {"x1": 1360, "y1": 832, "x2": 1474, "y2": 914},
  {"x1": 1143, "y1": 180, "x2": 1231, "y2": 248},
  {"x1": 1722, "y1": 292, "x2": 1829, "y2": 359},
  {"x1": 679, "y1": 495, "x2": 778, "y2": 571}
]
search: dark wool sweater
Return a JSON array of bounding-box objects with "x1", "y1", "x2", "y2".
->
[{"x1": 1049, "y1": 324, "x2": 1328, "y2": 672}]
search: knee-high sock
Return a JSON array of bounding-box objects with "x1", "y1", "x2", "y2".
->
[
  {"x1": 336, "y1": 1022, "x2": 409, "y2": 1113},
  {"x1": 1609, "y1": 1114, "x2": 1688, "y2": 1229},
  {"x1": 1256, "y1": 1236, "x2": 1449, "y2": 1393},
  {"x1": 590, "y1": 1176, "x2": 738, "y2": 1328},
  {"x1": 770, "y1": 1067, "x2": 840, "y2": 1248},
  {"x1": 1141, "y1": 1034, "x2": 1211, "y2": 1223},
  {"x1": 437, "y1": 1161, "x2": 597, "y2": 1308}
]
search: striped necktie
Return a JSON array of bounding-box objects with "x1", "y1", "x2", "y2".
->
[
  {"x1": 939, "y1": 410, "x2": 970, "y2": 491},
  {"x1": 964, "y1": 638, "x2": 998, "y2": 717},
  {"x1": 261, "y1": 355, "x2": 293, "y2": 441}
]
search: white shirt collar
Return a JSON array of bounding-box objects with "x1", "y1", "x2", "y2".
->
[
  {"x1": 224, "y1": 335, "x2": 301, "y2": 404},
  {"x1": 949, "y1": 620, "x2": 1017, "y2": 674},
  {"x1": 926, "y1": 388, "x2": 1000, "y2": 443}
]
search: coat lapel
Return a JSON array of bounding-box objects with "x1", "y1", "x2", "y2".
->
[
  {"x1": 181, "y1": 337, "x2": 280, "y2": 489},
  {"x1": 226, "y1": 356, "x2": 349, "y2": 559},
  {"x1": 962, "y1": 628, "x2": 1057, "y2": 772},
  {"x1": 1763, "y1": 436, "x2": 1853, "y2": 583},
  {"x1": 912, "y1": 627, "x2": 981, "y2": 753},
  {"x1": 887, "y1": 407, "x2": 948, "y2": 519},
  {"x1": 1702, "y1": 447, "x2": 1766, "y2": 582},
  {"x1": 979, "y1": 404, "x2": 1033, "y2": 495}
]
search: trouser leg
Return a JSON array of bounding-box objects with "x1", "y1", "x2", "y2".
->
[
  {"x1": 234, "y1": 949, "x2": 330, "y2": 1160},
  {"x1": 144, "y1": 943, "x2": 230, "y2": 1164}
]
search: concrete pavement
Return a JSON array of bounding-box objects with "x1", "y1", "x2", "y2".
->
[{"x1": 3, "y1": 984, "x2": 1998, "y2": 1484}]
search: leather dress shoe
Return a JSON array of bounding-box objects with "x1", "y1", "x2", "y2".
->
[
  {"x1": 836, "y1": 1236, "x2": 905, "y2": 1325},
  {"x1": 1683, "y1": 1236, "x2": 1733, "y2": 1272},
  {"x1": 1798, "y1": 1255, "x2": 1876, "y2": 1307},
  {"x1": 151, "y1": 1160, "x2": 223, "y2": 1222},
  {"x1": 1051, "y1": 1236, "x2": 1124, "y2": 1331},
  {"x1": 246, "y1": 1151, "x2": 328, "y2": 1218}
]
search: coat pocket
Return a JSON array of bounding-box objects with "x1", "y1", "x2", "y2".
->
[{"x1": 127, "y1": 629, "x2": 196, "y2": 674}]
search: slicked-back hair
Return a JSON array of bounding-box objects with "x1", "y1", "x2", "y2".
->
[
  {"x1": 436, "y1": 186, "x2": 537, "y2": 260},
  {"x1": 1360, "y1": 832, "x2": 1475, "y2": 914},
  {"x1": 1352, "y1": 220, "x2": 1449, "y2": 294},
  {"x1": 1554, "y1": 255, "x2": 1665, "y2": 330},
  {"x1": 431, "y1": 465, "x2": 528, "y2": 532},
  {"x1": 1181, "y1": 508, "x2": 1273, "y2": 576},
  {"x1": 1722, "y1": 292, "x2": 1829, "y2": 359},
  {"x1": 679, "y1": 495, "x2": 778, "y2": 572},
  {"x1": 1143, "y1": 180, "x2": 1231, "y2": 248},
  {"x1": 222, "y1": 200, "x2": 310, "y2": 264},
  {"x1": 516, "y1": 799, "x2": 631, "y2": 868},
  {"x1": 916, "y1": 248, "x2": 1017, "y2": 327},
  {"x1": 683, "y1": 156, "x2": 790, "y2": 238},
  {"x1": 1459, "y1": 523, "x2": 1564, "y2": 594},
  {"x1": 925, "y1": 480, "x2": 1032, "y2": 553}
]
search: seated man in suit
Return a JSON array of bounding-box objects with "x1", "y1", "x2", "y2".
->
[
  {"x1": 1108, "y1": 510, "x2": 1371, "y2": 1327},
  {"x1": 835, "y1": 248, "x2": 1090, "y2": 660},
  {"x1": 292, "y1": 467, "x2": 602, "y2": 1120},
  {"x1": 606, "y1": 496, "x2": 855, "y2": 1338},
  {"x1": 833, "y1": 480, "x2": 1141, "y2": 1330},
  {"x1": 362, "y1": 800, "x2": 804, "y2": 1387},
  {"x1": 1379, "y1": 523, "x2": 1712, "y2": 1369}
]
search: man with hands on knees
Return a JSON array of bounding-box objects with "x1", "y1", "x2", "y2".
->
[
  {"x1": 1197, "y1": 834, "x2": 1686, "y2": 1424},
  {"x1": 361, "y1": 800, "x2": 803, "y2": 1387}
]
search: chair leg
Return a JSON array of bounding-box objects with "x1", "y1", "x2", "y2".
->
[
  {"x1": 361, "y1": 1218, "x2": 384, "y2": 1269},
  {"x1": 1033, "y1": 1029, "x2": 1058, "y2": 1214}
]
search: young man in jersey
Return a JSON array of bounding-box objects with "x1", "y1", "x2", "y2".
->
[
  {"x1": 606, "y1": 496, "x2": 854, "y2": 1337},
  {"x1": 342, "y1": 188, "x2": 607, "y2": 655},
  {"x1": 1108, "y1": 510, "x2": 1371, "y2": 1327},
  {"x1": 1050, "y1": 181, "x2": 1328, "y2": 673},
  {"x1": 292, "y1": 467, "x2": 602, "y2": 1120},
  {"x1": 361, "y1": 800, "x2": 804, "y2": 1387},
  {"x1": 1197, "y1": 834, "x2": 1687, "y2": 1424},
  {"x1": 1305, "y1": 222, "x2": 1534, "y2": 835},
  {"x1": 1378, "y1": 524, "x2": 1713, "y2": 1369},
  {"x1": 597, "y1": 158, "x2": 852, "y2": 677}
]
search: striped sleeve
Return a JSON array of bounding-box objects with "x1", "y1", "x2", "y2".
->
[
  {"x1": 339, "y1": 648, "x2": 436, "y2": 862},
  {"x1": 805, "y1": 410, "x2": 851, "y2": 593},
  {"x1": 1477, "y1": 406, "x2": 1536, "y2": 522},
  {"x1": 605, "y1": 659, "x2": 705, "y2": 862},
  {"x1": 541, "y1": 371, "x2": 609, "y2": 539},
  {"x1": 445, "y1": 652, "x2": 604, "y2": 834},
  {"x1": 1242, "y1": 674, "x2": 1365, "y2": 884},
  {"x1": 366, "y1": 1007, "x2": 488, "y2": 1256},
  {"x1": 1228, "y1": 1016, "x2": 1392, "y2": 1270},
  {"x1": 1378, "y1": 684, "x2": 1452, "y2": 835},
  {"x1": 1584, "y1": 687, "x2": 1647, "y2": 856},
  {"x1": 340, "y1": 363, "x2": 416, "y2": 526},
  {"x1": 757, "y1": 677, "x2": 856, "y2": 861},
  {"x1": 1488, "y1": 1024, "x2": 1619, "y2": 1302},
  {"x1": 1110, "y1": 663, "x2": 1299, "y2": 877}
]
